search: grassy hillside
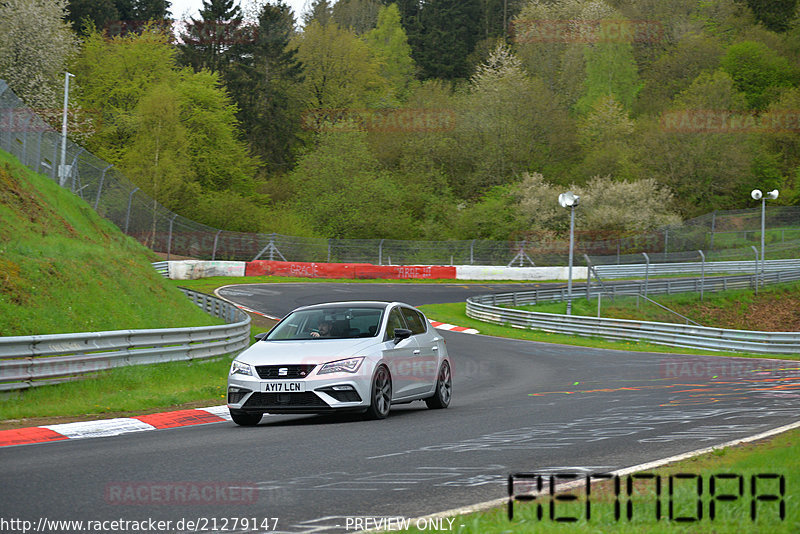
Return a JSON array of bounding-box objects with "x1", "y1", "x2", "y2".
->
[{"x1": 0, "y1": 149, "x2": 219, "y2": 336}]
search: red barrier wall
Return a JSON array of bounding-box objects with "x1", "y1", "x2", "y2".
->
[{"x1": 245, "y1": 261, "x2": 456, "y2": 280}]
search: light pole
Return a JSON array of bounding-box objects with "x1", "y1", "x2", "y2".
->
[
  {"x1": 559, "y1": 191, "x2": 580, "y2": 315},
  {"x1": 59, "y1": 71, "x2": 75, "y2": 187},
  {"x1": 751, "y1": 188, "x2": 778, "y2": 287}
]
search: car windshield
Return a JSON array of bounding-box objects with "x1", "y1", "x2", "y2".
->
[{"x1": 265, "y1": 306, "x2": 385, "y2": 341}]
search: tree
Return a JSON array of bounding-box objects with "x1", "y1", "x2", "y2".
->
[
  {"x1": 363, "y1": 4, "x2": 416, "y2": 104},
  {"x1": 719, "y1": 40, "x2": 799, "y2": 110},
  {"x1": 745, "y1": 0, "x2": 799, "y2": 32},
  {"x1": 303, "y1": 0, "x2": 334, "y2": 26},
  {"x1": 286, "y1": 129, "x2": 415, "y2": 238},
  {"x1": 512, "y1": 172, "x2": 681, "y2": 237},
  {"x1": 578, "y1": 95, "x2": 639, "y2": 180},
  {"x1": 73, "y1": 28, "x2": 180, "y2": 162},
  {"x1": 121, "y1": 82, "x2": 196, "y2": 244},
  {"x1": 415, "y1": 0, "x2": 482, "y2": 79},
  {"x1": 634, "y1": 33, "x2": 725, "y2": 116},
  {"x1": 636, "y1": 72, "x2": 754, "y2": 214},
  {"x1": 455, "y1": 45, "x2": 577, "y2": 196},
  {"x1": 180, "y1": 0, "x2": 245, "y2": 74},
  {"x1": 67, "y1": 0, "x2": 120, "y2": 35},
  {"x1": 176, "y1": 70, "x2": 256, "y2": 195},
  {"x1": 224, "y1": 0, "x2": 304, "y2": 172},
  {"x1": 74, "y1": 27, "x2": 260, "y2": 227},
  {"x1": 333, "y1": 0, "x2": 382, "y2": 34},
  {"x1": 576, "y1": 37, "x2": 642, "y2": 114},
  {"x1": 0, "y1": 0, "x2": 79, "y2": 110},
  {"x1": 291, "y1": 21, "x2": 386, "y2": 114}
]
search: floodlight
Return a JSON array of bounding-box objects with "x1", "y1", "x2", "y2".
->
[
  {"x1": 751, "y1": 189, "x2": 762, "y2": 200},
  {"x1": 558, "y1": 191, "x2": 579, "y2": 208}
]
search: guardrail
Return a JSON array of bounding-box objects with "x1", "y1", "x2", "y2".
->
[
  {"x1": 595, "y1": 258, "x2": 800, "y2": 279},
  {"x1": 471, "y1": 270, "x2": 800, "y2": 306},
  {"x1": 0, "y1": 289, "x2": 251, "y2": 392},
  {"x1": 466, "y1": 270, "x2": 800, "y2": 354},
  {"x1": 152, "y1": 261, "x2": 169, "y2": 278}
]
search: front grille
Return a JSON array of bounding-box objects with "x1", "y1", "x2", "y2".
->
[
  {"x1": 243, "y1": 392, "x2": 328, "y2": 409},
  {"x1": 255, "y1": 365, "x2": 317, "y2": 379}
]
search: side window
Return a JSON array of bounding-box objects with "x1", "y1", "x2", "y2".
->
[
  {"x1": 401, "y1": 307, "x2": 426, "y2": 335},
  {"x1": 384, "y1": 308, "x2": 406, "y2": 340}
]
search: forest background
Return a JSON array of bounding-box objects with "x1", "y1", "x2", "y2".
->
[{"x1": 1, "y1": 0, "x2": 799, "y2": 243}]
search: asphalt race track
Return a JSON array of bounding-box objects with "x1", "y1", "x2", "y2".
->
[{"x1": 2, "y1": 283, "x2": 799, "y2": 533}]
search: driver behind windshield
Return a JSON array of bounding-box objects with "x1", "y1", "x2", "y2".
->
[{"x1": 310, "y1": 320, "x2": 332, "y2": 338}]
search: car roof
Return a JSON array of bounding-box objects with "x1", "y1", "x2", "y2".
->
[{"x1": 292, "y1": 301, "x2": 414, "y2": 312}]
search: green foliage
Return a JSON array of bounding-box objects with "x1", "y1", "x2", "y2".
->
[
  {"x1": 121, "y1": 82, "x2": 196, "y2": 242},
  {"x1": 576, "y1": 40, "x2": 642, "y2": 114},
  {"x1": 363, "y1": 4, "x2": 416, "y2": 104},
  {"x1": 745, "y1": 0, "x2": 800, "y2": 32},
  {"x1": 176, "y1": 70, "x2": 256, "y2": 195},
  {"x1": 333, "y1": 0, "x2": 382, "y2": 34},
  {"x1": 292, "y1": 21, "x2": 387, "y2": 112},
  {"x1": 28, "y1": 0, "x2": 800, "y2": 240},
  {"x1": 224, "y1": 0, "x2": 304, "y2": 173},
  {"x1": 73, "y1": 28, "x2": 261, "y2": 232},
  {"x1": 67, "y1": 0, "x2": 120, "y2": 35},
  {"x1": 720, "y1": 40, "x2": 800, "y2": 109},
  {"x1": 286, "y1": 129, "x2": 416, "y2": 238},
  {"x1": 0, "y1": 0, "x2": 79, "y2": 110},
  {"x1": 414, "y1": 0, "x2": 483, "y2": 79},
  {"x1": 179, "y1": 0, "x2": 244, "y2": 74},
  {"x1": 635, "y1": 33, "x2": 726, "y2": 116},
  {"x1": 73, "y1": 28, "x2": 180, "y2": 162}
]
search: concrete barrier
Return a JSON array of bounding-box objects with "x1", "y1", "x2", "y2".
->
[
  {"x1": 161, "y1": 261, "x2": 586, "y2": 281},
  {"x1": 455, "y1": 265, "x2": 588, "y2": 281},
  {"x1": 245, "y1": 260, "x2": 457, "y2": 279},
  {"x1": 168, "y1": 261, "x2": 246, "y2": 280}
]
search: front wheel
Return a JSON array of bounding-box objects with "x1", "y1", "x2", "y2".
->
[
  {"x1": 230, "y1": 409, "x2": 263, "y2": 426},
  {"x1": 425, "y1": 361, "x2": 452, "y2": 409},
  {"x1": 364, "y1": 365, "x2": 392, "y2": 420}
]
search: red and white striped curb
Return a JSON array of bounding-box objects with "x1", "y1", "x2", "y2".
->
[
  {"x1": 0, "y1": 405, "x2": 231, "y2": 448},
  {"x1": 429, "y1": 321, "x2": 479, "y2": 335},
  {"x1": 234, "y1": 304, "x2": 281, "y2": 321}
]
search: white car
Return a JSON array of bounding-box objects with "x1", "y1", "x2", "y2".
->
[{"x1": 227, "y1": 301, "x2": 452, "y2": 425}]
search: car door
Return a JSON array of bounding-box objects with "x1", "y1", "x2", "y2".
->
[
  {"x1": 400, "y1": 306, "x2": 439, "y2": 396},
  {"x1": 381, "y1": 306, "x2": 419, "y2": 400}
]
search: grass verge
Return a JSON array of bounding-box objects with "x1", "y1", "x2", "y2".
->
[
  {"x1": 403, "y1": 427, "x2": 800, "y2": 533},
  {"x1": 516, "y1": 280, "x2": 800, "y2": 332}
]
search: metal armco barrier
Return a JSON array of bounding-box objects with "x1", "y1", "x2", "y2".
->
[
  {"x1": 595, "y1": 258, "x2": 800, "y2": 279},
  {"x1": 466, "y1": 270, "x2": 800, "y2": 354},
  {"x1": 0, "y1": 289, "x2": 251, "y2": 392},
  {"x1": 472, "y1": 270, "x2": 800, "y2": 306}
]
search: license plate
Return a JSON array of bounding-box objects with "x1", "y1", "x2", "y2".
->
[{"x1": 261, "y1": 381, "x2": 305, "y2": 393}]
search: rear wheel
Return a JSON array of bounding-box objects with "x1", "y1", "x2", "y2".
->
[
  {"x1": 425, "y1": 361, "x2": 452, "y2": 409},
  {"x1": 230, "y1": 409, "x2": 263, "y2": 426},
  {"x1": 364, "y1": 365, "x2": 392, "y2": 420}
]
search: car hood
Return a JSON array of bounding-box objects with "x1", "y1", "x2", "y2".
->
[{"x1": 236, "y1": 338, "x2": 380, "y2": 366}]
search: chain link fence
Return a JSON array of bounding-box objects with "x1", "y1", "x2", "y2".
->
[{"x1": 2, "y1": 79, "x2": 799, "y2": 267}]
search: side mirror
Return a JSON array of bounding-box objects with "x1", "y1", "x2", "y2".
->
[
  {"x1": 393, "y1": 328, "x2": 412, "y2": 343},
  {"x1": 254, "y1": 332, "x2": 269, "y2": 341}
]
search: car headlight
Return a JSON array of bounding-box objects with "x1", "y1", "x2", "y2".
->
[
  {"x1": 318, "y1": 357, "x2": 364, "y2": 375},
  {"x1": 230, "y1": 360, "x2": 253, "y2": 376}
]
